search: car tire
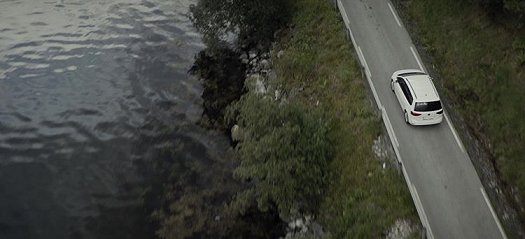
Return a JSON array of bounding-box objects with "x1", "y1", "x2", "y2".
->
[
  {"x1": 391, "y1": 79, "x2": 394, "y2": 92},
  {"x1": 404, "y1": 111, "x2": 409, "y2": 125}
]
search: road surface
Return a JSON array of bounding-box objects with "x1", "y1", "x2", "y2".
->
[{"x1": 336, "y1": 0, "x2": 507, "y2": 238}]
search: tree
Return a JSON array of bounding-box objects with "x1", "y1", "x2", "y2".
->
[
  {"x1": 188, "y1": 0, "x2": 293, "y2": 131},
  {"x1": 503, "y1": 0, "x2": 525, "y2": 16},
  {"x1": 467, "y1": 0, "x2": 525, "y2": 18},
  {"x1": 189, "y1": 0, "x2": 292, "y2": 53},
  {"x1": 228, "y1": 93, "x2": 333, "y2": 218}
]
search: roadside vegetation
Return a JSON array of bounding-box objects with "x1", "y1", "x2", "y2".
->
[
  {"x1": 399, "y1": 0, "x2": 525, "y2": 225},
  {"x1": 150, "y1": 0, "x2": 418, "y2": 238}
]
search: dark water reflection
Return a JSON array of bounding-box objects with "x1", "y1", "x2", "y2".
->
[{"x1": 0, "y1": 0, "x2": 229, "y2": 238}]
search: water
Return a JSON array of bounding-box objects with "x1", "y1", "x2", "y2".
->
[{"x1": 0, "y1": 0, "x2": 230, "y2": 238}]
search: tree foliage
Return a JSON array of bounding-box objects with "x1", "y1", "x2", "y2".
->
[
  {"x1": 189, "y1": 0, "x2": 292, "y2": 53},
  {"x1": 228, "y1": 93, "x2": 333, "y2": 218},
  {"x1": 467, "y1": 0, "x2": 525, "y2": 18},
  {"x1": 188, "y1": 0, "x2": 293, "y2": 131},
  {"x1": 190, "y1": 47, "x2": 246, "y2": 130},
  {"x1": 149, "y1": 143, "x2": 286, "y2": 239},
  {"x1": 503, "y1": 0, "x2": 525, "y2": 15}
]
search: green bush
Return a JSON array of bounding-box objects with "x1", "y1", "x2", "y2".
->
[
  {"x1": 513, "y1": 38, "x2": 525, "y2": 66},
  {"x1": 228, "y1": 92, "x2": 333, "y2": 218},
  {"x1": 504, "y1": 0, "x2": 525, "y2": 16}
]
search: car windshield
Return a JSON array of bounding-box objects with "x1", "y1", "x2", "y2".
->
[{"x1": 415, "y1": 101, "x2": 442, "y2": 111}]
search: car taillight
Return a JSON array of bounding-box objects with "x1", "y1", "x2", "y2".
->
[
  {"x1": 437, "y1": 110, "x2": 443, "y2": 114},
  {"x1": 410, "y1": 111, "x2": 421, "y2": 116}
]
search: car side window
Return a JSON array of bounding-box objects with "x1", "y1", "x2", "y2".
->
[
  {"x1": 405, "y1": 86, "x2": 413, "y2": 105},
  {"x1": 398, "y1": 78, "x2": 413, "y2": 105}
]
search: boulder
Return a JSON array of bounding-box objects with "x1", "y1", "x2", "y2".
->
[
  {"x1": 231, "y1": 125, "x2": 241, "y2": 141},
  {"x1": 277, "y1": 50, "x2": 285, "y2": 58},
  {"x1": 260, "y1": 59, "x2": 270, "y2": 70}
]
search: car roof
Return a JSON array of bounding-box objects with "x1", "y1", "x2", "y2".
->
[{"x1": 404, "y1": 74, "x2": 440, "y2": 102}]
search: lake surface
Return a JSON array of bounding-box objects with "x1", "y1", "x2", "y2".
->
[{"x1": 0, "y1": 0, "x2": 229, "y2": 238}]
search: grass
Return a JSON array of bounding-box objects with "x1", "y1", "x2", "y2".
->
[
  {"x1": 401, "y1": 0, "x2": 525, "y2": 223},
  {"x1": 271, "y1": 0, "x2": 418, "y2": 237}
]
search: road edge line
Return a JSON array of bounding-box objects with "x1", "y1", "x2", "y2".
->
[
  {"x1": 398, "y1": 154, "x2": 435, "y2": 239},
  {"x1": 410, "y1": 46, "x2": 425, "y2": 72},
  {"x1": 387, "y1": 2, "x2": 402, "y2": 27},
  {"x1": 444, "y1": 113, "x2": 466, "y2": 153},
  {"x1": 337, "y1": 0, "x2": 357, "y2": 48},
  {"x1": 357, "y1": 46, "x2": 372, "y2": 78},
  {"x1": 339, "y1": 0, "x2": 381, "y2": 109},
  {"x1": 481, "y1": 187, "x2": 508, "y2": 239},
  {"x1": 382, "y1": 107, "x2": 399, "y2": 147},
  {"x1": 410, "y1": 183, "x2": 435, "y2": 239},
  {"x1": 357, "y1": 47, "x2": 381, "y2": 110}
]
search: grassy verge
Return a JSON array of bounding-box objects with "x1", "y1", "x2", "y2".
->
[
  {"x1": 400, "y1": 0, "x2": 525, "y2": 224},
  {"x1": 272, "y1": 0, "x2": 418, "y2": 236}
]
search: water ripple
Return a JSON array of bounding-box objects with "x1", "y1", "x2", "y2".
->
[{"x1": 0, "y1": 0, "x2": 212, "y2": 238}]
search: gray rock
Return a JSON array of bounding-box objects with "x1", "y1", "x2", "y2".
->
[
  {"x1": 231, "y1": 125, "x2": 241, "y2": 141},
  {"x1": 277, "y1": 50, "x2": 285, "y2": 58},
  {"x1": 295, "y1": 218, "x2": 304, "y2": 228},
  {"x1": 249, "y1": 52, "x2": 257, "y2": 60},
  {"x1": 255, "y1": 78, "x2": 266, "y2": 93},
  {"x1": 288, "y1": 221, "x2": 296, "y2": 229},
  {"x1": 260, "y1": 59, "x2": 270, "y2": 70},
  {"x1": 385, "y1": 219, "x2": 416, "y2": 239}
]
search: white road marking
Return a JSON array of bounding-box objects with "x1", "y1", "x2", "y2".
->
[
  {"x1": 337, "y1": 0, "x2": 359, "y2": 71},
  {"x1": 347, "y1": 25, "x2": 357, "y2": 50},
  {"x1": 387, "y1": 2, "x2": 402, "y2": 27},
  {"x1": 400, "y1": 160, "x2": 435, "y2": 239},
  {"x1": 481, "y1": 187, "x2": 508, "y2": 239},
  {"x1": 412, "y1": 183, "x2": 435, "y2": 239},
  {"x1": 382, "y1": 107, "x2": 399, "y2": 147},
  {"x1": 410, "y1": 46, "x2": 425, "y2": 72},
  {"x1": 357, "y1": 46, "x2": 382, "y2": 110},
  {"x1": 357, "y1": 46, "x2": 372, "y2": 78},
  {"x1": 444, "y1": 113, "x2": 466, "y2": 153},
  {"x1": 338, "y1": 0, "x2": 350, "y2": 29}
]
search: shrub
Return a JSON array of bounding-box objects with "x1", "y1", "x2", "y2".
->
[{"x1": 228, "y1": 93, "x2": 333, "y2": 218}]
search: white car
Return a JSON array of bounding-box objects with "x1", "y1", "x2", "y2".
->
[{"x1": 390, "y1": 69, "x2": 443, "y2": 125}]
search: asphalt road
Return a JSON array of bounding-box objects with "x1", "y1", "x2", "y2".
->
[{"x1": 336, "y1": 0, "x2": 507, "y2": 238}]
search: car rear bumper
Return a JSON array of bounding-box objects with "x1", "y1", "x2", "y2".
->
[{"x1": 409, "y1": 115, "x2": 443, "y2": 126}]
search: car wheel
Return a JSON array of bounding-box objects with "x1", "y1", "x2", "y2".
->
[
  {"x1": 391, "y1": 79, "x2": 394, "y2": 92},
  {"x1": 404, "y1": 111, "x2": 409, "y2": 124}
]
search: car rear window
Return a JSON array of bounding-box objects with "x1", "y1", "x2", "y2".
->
[
  {"x1": 399, "y1": 72, "x2": 426, "y2": 77},
  {"x1": 415, "y1": 101, "x2": 442, "y2": 111}
]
